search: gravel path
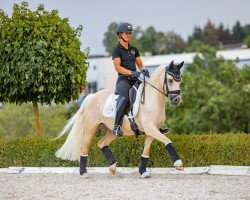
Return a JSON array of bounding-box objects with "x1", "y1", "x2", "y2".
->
[{"x1": 1, "y1": 173, "x2": 249, "y2": 200}]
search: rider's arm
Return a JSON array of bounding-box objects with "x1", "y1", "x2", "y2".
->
[
  {"x1": 135, "y1": 56, "x2": 144, "y2": 71},
  {"x1": 113, "y1": 57, "x2": 132, "y2": 75}
]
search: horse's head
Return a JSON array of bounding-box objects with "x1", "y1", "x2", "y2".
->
[{"x1": 164, "y1": 61, "x2": 184, "y2": 106}]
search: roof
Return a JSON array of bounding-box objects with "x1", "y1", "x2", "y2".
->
[
  {"x1": 142, "y1": 48, "x2": 250, "y2": 67},
  {"x1": 217, "y1": 49, "x2": 250, "y2": 61}
]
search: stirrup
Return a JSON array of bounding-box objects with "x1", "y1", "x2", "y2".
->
[{"x1": 113, "y1": 125, "x2": 123, "y2": 137}]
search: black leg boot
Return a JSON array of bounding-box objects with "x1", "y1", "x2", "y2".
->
[
  {"x1": 79, "y1": 154, "x2": 88, "y2": 175},
  {"x1": 165, "y1": 143, "x2": 183, "y2": 170},
  {"x1": 139, "y1": 155, "x2": 150, "y2": 178},
  {"x1": 101, "y1": 146, "x2": 116, "y2": 165},
  {"x1": 101, "y1": 146, "x2": 117, "y2": 175},
  {"x1": 113, "y1": 97, "x2": 128, "y2": 137}
]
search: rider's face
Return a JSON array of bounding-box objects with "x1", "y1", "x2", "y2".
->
[{"x1": 121, "y1": 32, "x2": 132, "y2": 41}]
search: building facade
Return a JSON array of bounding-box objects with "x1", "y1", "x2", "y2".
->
[{"x1": 86, "y1": 48, "x2": 250, "y2": 92}]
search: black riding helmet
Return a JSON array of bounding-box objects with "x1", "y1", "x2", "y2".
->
[{"x1": 116, "y1": 22, "x2": 133, "y2": 35}]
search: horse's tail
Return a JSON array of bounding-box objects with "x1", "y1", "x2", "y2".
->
[{"x1": 55, "y1": 94, "x2": 93, "y2": 161}]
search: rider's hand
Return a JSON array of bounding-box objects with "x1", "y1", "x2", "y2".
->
[
  {"x1": 141, "y1": 69, "x2": 150, "y2": 77},
  {"x1": 130, "y1": 71, "x2": 141, "y2": 79}
]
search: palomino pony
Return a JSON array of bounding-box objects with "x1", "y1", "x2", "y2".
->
[{"x1": 56, "y1": 61, "x2": 184, "y2": 178}]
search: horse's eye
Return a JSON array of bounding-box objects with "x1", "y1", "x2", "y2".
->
[{"x1": 168, "y1": 79, "x2": 173, "y2": 84}]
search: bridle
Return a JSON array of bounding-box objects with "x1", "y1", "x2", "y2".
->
[
  {"x1": 163, "y1": 67, "x2": 182, "y2": 97},
  {"x1": 140, "y1": 67, "x2": 182, "y2": 103},
  {"x1": 142, "y1": 67, "x2": 181, "y2": 96}
]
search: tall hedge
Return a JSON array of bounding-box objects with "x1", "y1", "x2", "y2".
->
[{"x1": 0, "y1": 133, "x2": 249, "y2": 168}]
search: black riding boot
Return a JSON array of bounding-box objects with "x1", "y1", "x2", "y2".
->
[{"x1": 113, "y1": 97, "x2": 128, "y2": 137}]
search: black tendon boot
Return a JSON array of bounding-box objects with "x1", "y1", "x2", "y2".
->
[
  {"x1": 101, "y1": 146, "x2": 116, "y2": 165},
  {"x1": 79, "y1": 154, "x2": 88, "y2": 175},
  {"x1": 113, "y1": 97, "x2": 128, "y2": 137},
  {"x1": 139, "y1": 155, "x2": 150, "y2": 178},
  {"x1": 165, "y1": 143, "x2": 183, "y2": 169}
]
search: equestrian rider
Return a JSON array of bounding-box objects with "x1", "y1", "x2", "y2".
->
[{"x1": 112, "y1": 22, "x2": 149, "y2": 137}]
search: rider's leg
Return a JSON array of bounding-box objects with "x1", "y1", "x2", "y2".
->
[{"x1": 113, "y1": 78, "x2": 130, "y2": 137}]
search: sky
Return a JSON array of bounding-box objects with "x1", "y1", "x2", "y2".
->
[{"x1": 1, "y1": 0, "x2": 250, "y2": 55}]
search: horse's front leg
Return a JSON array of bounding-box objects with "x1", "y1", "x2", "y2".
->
[
  {"x1": 144, "y1": 124, "x2": 184, "y2": 170},
  {"x1": 139, "y1": 135, "x2": 154, "y2": 178}
]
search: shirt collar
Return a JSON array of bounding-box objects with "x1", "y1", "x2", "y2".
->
[{"x1": 118, "y1": 43, "x2": 132, "y2": 50}]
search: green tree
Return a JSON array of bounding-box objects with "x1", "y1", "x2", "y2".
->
[
  {"x1": 167, "y1": 46, "x2": 250, "y2": 133},
  {"x1": 163, "y1": 31, "x2": 186, "y2": 54},
  {"x1": 0, "y1": 103, "x2": 69, "y2": 138},
  {"x1": 242, "y1": 24, "x2": 250, "y2": 37},
  {"x1": 103, "y1": 22, "x2": 119, "y2": 56},
  {"x1": 188, "y1": 26, "x2": 202, "y2": 43},
  {"x1": 218, "y1": 23, "x2": 232, "y2": 45},
  {"x1": 244, "y1": 35, "x2": 250, "y2": 48},
  {"x1": 202, "y1": 20, "x2": 219, "y2": 46},
  {"x1": 186, "y1": 40, "x2": 207, "y2": 52},
  {"x1": 0, "y1": 2, "x2": 88, "y2": 137},
  {"x1": 232, "y1": 21, "x2": 245, "y2": 43},
  {"x1": 139, "y1": 26, "x2": 160, "y2": 55}
]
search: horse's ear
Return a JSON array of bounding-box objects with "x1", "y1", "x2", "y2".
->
[
  {"x1": 177, "y1": 61, "x2": 184, "y2": 69},
  {"x1": 169, "y1": 60, "x2": 174, "y2": 69}
]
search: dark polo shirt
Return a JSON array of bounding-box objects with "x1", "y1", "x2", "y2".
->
[{"x1": 112, "y1": 43, "x2": 140, "y2": 75}]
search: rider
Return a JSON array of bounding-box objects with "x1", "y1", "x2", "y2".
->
[{"x1": 112, "y1": 22, "x2": 149, "y2": 137}]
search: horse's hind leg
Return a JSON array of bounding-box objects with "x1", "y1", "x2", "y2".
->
[
  {"x1": 98, "y1": 129, "x2": 117, "y2": 174},
  {"x1": 139, "y1": 135, "x2": 154, "y2": 178},
  {"x1": 80, "y1": 122, "x2": 99, "y2": 175}
]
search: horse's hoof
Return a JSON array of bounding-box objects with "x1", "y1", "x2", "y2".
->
[
  {"x1": 175, "y1": 165, "x2": 184, "y2": 171},
  {"x1": 81, "y1": 173, "x2": 91, "y2": 179},
  {"x1": 174, "y1": 159, "x2": 184, "y2": 171},
  {"x1": 109, "y1": 163, "x2": 116, "y2": 175},
  {"x1": 141, "y1": 171, "x2": 151, "y2": 179}
]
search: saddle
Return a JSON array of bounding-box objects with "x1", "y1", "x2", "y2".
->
[
  {"x1": 114, "y1": 80, "x2": 141, "y2": 114},
  {"x1": 103, "y1": 81, "x2": 143, "y2": 119}
]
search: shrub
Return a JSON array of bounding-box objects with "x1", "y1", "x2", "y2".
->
[{"x1": 0, "y1": 133, "x2": 249, "y2": 168}]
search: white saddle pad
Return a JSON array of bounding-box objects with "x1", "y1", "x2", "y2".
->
[{"x1": 103, "y1": 84, "x2": 144, "y2": 118}]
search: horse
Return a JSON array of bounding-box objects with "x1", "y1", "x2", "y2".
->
[{"x1": 55, "y1": 60, "x2": 184, "y2": 178}]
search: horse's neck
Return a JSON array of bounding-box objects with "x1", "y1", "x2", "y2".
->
[{"x1": 145, "y1": 67, "x2": 166, "y2": 115}]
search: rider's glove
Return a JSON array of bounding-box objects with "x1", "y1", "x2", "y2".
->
[
  {"x1": 130, "y1": 71, "x2": 141, "y2": 79},
  {"x1": 141, "y1": 69, "x2": 150, "y2": 77}
]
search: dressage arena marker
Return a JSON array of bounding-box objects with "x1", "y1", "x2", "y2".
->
[{"x1": 0, "y1": 166, "x2": 249, "y2": 176}]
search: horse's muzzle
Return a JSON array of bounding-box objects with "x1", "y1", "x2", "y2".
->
[{"x1": 169, "y1": 94, "x2": 181, "y2": 106}]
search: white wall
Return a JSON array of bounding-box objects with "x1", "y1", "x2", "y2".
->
[{"x1": 86, "y1": 48, "x2": 250, "y2": 91}]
